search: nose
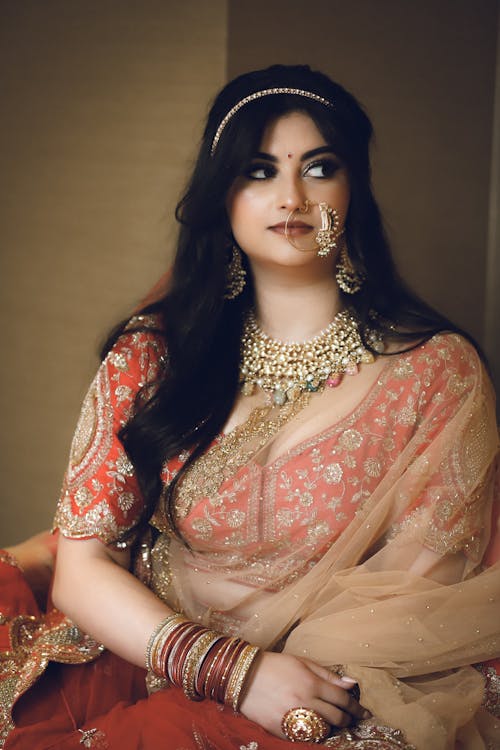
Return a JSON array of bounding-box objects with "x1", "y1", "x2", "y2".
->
[{"x1": 277, "y1": 173, "x2": 307, "y2": 211}]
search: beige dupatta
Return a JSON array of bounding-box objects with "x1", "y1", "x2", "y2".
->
[{"x1": 150, "y1": 335, "x2": 500, "y2": 749}]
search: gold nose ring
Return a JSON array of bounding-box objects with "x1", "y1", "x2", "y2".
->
[{"x1": 284, "y1": 200, "x2": 344, "y2": 258}]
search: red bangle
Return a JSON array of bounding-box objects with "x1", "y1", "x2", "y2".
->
[
  {"x1": 166, "y1": 623, "x2": 200, "y2": 684},
  {"x1": 156, "y1": 621, "x2": 193, "y2": 678},
  {"x1": 218, "y1": 640, "x2": 246, "y2": 703},
  {"x1": 194, "y1": 637, "x2": 224, "y2": 697},
  {"x1": 205, "y1": 638, "x2": 236, "y2": 700},
  {"x1": 170, "y1": 626, "x2": 204, "y2": 687}
]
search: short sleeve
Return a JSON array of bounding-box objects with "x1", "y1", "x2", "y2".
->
[{"x1": 53, "y1": 316, "x2": 165, "y2": 546}]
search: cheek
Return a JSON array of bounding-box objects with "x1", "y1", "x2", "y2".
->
[
  {"x1": 227, "y1": 190, "x2": 261, "y2": 229},
  {"x1": 331, "y1": 185, "x2": 350, "y2": 222},
  {"x1": 341, "y1": 191, "x2": 351, "y2": 219}
]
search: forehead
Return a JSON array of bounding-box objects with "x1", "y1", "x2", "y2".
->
[{"x1": 258, "y1": 111, "x2": 326, "y2": 153}]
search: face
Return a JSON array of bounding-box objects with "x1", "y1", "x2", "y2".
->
[{"x1": 226, "y1": 111, "x2": 350, "y2": 272}]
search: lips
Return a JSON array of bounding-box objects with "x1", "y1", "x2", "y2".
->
[{"x1": 269, "y1": 221, "x2": 313, "y2": 236}]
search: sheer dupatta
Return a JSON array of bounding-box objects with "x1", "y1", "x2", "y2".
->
[{"x1": 155, "y1": 335, "x2": 500, "y2": 749}]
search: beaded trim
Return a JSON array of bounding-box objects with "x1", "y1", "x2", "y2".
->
[
  {"x1": 210, "y1": 88, "x2": 334, "y2": 154},
  {"x1": 239, "y1": 309, "x2": 379, "y2": 406}
]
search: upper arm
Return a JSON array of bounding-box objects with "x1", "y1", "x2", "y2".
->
[{"x1": 53, "y1": 318, "x2": 165, "y2": 548}]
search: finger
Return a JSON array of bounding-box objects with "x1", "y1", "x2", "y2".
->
[
  {"x1": 300, "y1": 659, "x2": 358, "y2": 690},
  {"x1": 315, "y1": 682, "x2": 366, "y2": 720},
  {"x1": 309, "y1": 699, "x2": 352, "y2": 729},
  {"x1": 299, "y1": 660, "x2": 367, "y2": 718}
]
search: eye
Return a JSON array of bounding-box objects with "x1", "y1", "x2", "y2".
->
[
  {"x1": 303, "y1": 158, "x2": 340, "y2": 179},
  {"x1": 244, "y1": 162, "x2": 276, "y2": 180}
]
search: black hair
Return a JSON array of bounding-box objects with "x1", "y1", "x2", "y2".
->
[{"x1": 104, "y1": 64, "x2": 476, "y2": 539}]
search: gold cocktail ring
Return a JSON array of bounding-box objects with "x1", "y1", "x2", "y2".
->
[{"x1": 281, "y1": 706, "x2": 330, "y2": 743}]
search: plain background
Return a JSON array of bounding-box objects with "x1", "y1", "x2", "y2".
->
[{"x1": 1, "y1": 0, "x2": 499, "y2": 544}]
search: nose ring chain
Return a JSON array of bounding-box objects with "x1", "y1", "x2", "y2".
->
[{"x1": 284, "y1": 200, "x2": 344, "y2": 258}]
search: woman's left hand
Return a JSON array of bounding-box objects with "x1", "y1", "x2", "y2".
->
[{"x1": 238, "y1": 651, "x2": 367, "y2": 739}]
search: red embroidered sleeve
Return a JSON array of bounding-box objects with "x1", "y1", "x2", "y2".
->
[{"x1": 53, "y1": 316, "x2": 165, "y2": 546}]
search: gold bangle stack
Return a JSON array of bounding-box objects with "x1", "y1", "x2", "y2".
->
[
  {"x1": 145, "y1": 613, "x2": 261, "y2": 711},
  {"x1": 182, "y1": 630, "x2": 221, "y2": 701},
  {"x1": 145, "y1": 614, "x2": 186, "y2": 674},
  {"x1": 225, "y1": 644, "x2": 261, "y2": 711}
]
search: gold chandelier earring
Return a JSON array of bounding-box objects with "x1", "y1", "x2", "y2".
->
[
  {"x1": 315, "y1": 202, "x2": 344, "y2": 258},
  {"x1": 335, "y1": 244, "x2": 364, "y2": 294},
  {"x1": 224, "y1": 245, "x2": 246, "y2": 299}
]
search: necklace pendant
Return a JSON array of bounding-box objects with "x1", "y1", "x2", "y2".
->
[
  {"x1": 239, "y1": 309, "x2": 383, "y2": 400},
  {"x1": 326, "y1": 374, "x2": 342, "y2": 388},
  {"x1": 369, "y1": 337, "x2": 385, "y2": 353},
  {"x1": 286, "y1": 384, "x2": 302, "y2": 402},
  {"x1": 242, "y1": 381, "x2": 255, "y2": 396},
  {"x1": 272, "y1": 388, "x2": 287, "y2": 406}
]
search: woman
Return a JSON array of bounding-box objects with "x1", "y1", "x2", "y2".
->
[{"x1": 1, "y1": 64, "x2": 499, "y2": 750}]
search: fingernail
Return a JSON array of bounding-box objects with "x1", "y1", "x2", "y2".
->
[
  {"x1": 341, "y1": 676, "x2": 357, "y2": 684},
  {"x1": 362, "y1": 709, "x2": 372, "y2": 719}
]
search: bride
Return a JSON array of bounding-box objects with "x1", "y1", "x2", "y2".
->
[{"x1": 1, "y1": 64, "x2": 499, "y2": 750}]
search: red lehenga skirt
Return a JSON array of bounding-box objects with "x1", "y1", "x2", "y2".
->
[
  {"x1": 3, "y1": 554, "x2": 499, "y2": 750},
  {"x1": 0, "y1": 555, "x2": 320, "y2": 750}
]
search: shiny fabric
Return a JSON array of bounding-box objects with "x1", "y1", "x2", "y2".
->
[{"x1": 2, "y1": 319, "x2": 500, "y2": 749}]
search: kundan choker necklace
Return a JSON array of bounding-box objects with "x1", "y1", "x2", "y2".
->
[{"x1": 239, "y1": 309, "x2": 383, "y2": 406}]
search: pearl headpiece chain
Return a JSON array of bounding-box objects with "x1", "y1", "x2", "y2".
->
[{"x1": 210, "y1": 88, "x2": 334, "y2": 155}]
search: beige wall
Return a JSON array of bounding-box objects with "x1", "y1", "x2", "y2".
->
[
  {"x1": 1, "y1": 1, "x2": 498, "y2": 545},
  {"x1": 486, "y1": 12, "x2": 500, "y2": 402},
  {"x1": 228, "y1": 0, "x2": 499, "y2": 349},
  {"x1": 0, "y1": 0, "x2": 227, "y2": 543}
]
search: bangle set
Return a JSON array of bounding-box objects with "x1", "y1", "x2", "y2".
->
[{"x1": 145, "y1": 614, "x2": 260, "y2": 711}]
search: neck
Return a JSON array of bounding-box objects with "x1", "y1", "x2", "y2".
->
[{"x1": 251, "y1": 265, "x2": 342, "y2": 341}]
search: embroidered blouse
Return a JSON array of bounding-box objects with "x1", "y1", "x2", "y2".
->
[{"x1": 54, "y1": 319, "x2": 486, "y2": 571}]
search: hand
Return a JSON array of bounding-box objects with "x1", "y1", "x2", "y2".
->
[
  {"x1": 239, "y1": 651, "x2": 367, "y2": 739},
  {"x1": 5, "y1": 530, "x2": 57, "y2": 608}
]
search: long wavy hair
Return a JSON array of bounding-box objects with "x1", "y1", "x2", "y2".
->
[{"x1": 104, "y1": 64, "x2": 472, "y2": 538}]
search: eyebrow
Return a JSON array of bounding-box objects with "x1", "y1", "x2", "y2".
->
[{"x1": 253, "y1": 146, "x2": 337, "y2": 162}]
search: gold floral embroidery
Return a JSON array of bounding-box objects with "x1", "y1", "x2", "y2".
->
[
  {"x1": 70, "y1": 386, "x2": 98, "y2": 466},
  {"x1": 475, "y1": 664, "x2": 500, "y2": 718},
  {"x1": 173, "y1": 393, "x2": 313, "y2": 521},
  {"x1": 151, "y1": 533, "x2": 173, "y2": 601},
  {"x1": 149, "y1": 334, "x2": 487, "y2": 596},
  {"x1": 78, "y1": 727, "x2": 109, "y2": 748},
  {"x1": 53, "y1": 315, "x2": 165, "y2": 545},
  {"x1": 323, "y1": 720, "x2": 415, "y2": 749},
  {"x1": 0, "y1": 552, "x2": 22, "y2": 572},
  {"x1": 192, "y1": 725, "x2": 220, "y2": 750},
  {"x1": 0, "y1": 611, "x2": 103, "y2": 747}
]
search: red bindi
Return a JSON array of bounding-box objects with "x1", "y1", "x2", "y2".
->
[{"x1": 287, "y1": 152, "x2": 293, "y2": 158}]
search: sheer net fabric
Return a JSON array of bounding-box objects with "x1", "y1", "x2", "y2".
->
[
  {"x1": 46, "y1": 321, "x2": 500, "y2": 749},
  {"x1": 150, "y1": 334, "x2": 500, "y2": 749}
]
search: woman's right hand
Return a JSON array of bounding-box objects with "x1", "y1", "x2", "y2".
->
[
  {"x1": 239, "y1": 651, "x2": 367, "y2": 739},
  {"x1": 5, "y1": 530, "x2": 58, "y2": 608}
]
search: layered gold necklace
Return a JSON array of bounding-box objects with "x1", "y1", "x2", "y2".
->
[{"x1": 239, "y1": 309, "x2": 382, "y2": 406}]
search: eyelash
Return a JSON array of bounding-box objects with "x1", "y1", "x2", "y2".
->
[
  {"x1": 304, "y1": 159, "x2": 340, "y2": 179},
  {"x1": 244, "y1": 158, "x2": 340, "y2": 181},
  {"x1": 245, "y1": 163, "x2": 276, "y2": 180}
]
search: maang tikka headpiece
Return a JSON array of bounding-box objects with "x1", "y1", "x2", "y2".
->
[{"x1": 210, "y1": 88, "x2": 334, "y2": 155}]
